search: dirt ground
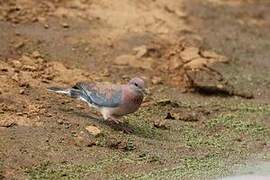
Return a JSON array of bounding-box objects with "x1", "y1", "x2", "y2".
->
[{"x1": 0, "y1": 0, "x2": 270, "y2": 179}]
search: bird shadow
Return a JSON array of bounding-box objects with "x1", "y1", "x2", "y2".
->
[
  {"x1": 72, "y1": 110, "x2": 135, "y2": 134},
  {"x1": 194, "y1": 85, "x2": 233, "y2": 97},
  {"x1": 193, "y1": 85, "x2": 253, "y2": 99}
]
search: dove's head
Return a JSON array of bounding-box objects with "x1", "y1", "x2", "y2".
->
[{"x1": 128, "y1": 77, "x2": 147, "y2": 94}]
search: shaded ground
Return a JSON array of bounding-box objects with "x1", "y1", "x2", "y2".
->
[{"x1": 0, "y1": 0, "x2": 270, "y2": 179}]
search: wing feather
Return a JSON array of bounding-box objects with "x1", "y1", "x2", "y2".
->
[{"x1": 73, "y1": 82, "x2": 122, "y2": 107}]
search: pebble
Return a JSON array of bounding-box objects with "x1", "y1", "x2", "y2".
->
[
  {"x1": 165, "y1": 112, "x2": 175, "y2": 120},
  {"x1": 151, "y1": 76, "x2": 162, "y2": 85},
  {"x1": 32, "y1": 51, "x2": 41, "y2": 58},
  {"x1": 0, "y1": 63, "x2": 9, "y2": 72},
  {"x1": 14, "y1": 41, "x2": 25, "y2": 49},
  {"x1": 180, "y1": 47, "x2": 200, "y2": 62},
  {"x1": 19, "y1": 89, "x2": 25, "y2": 94},
  {"x1": 61, "y1": 23, "x2": 69, "y2": 28},
  {"x1": 85, "y1": 125, "x2": 102, "y2": 137},
  {"x1": 11, "y1": 73, "x2": 20, "y2": 82},
  {"x1": 44, "y1": 24, "x2": 49, "y2": 29},
  {"x1": 11, "y1": 60, "x2": 22, "y2": 69},
  {"x1": 22, "y1": 65, "x2": 37, "y2": 71},
  {"x1": 154, "y1": 120, "x2": 169, "y2": 130},
  {"x1": 0, "y1": 121, "x2": 16, "y2": 128},
  {"x1": 133, "y1": 45, "x2": 148, "y2": 58}
]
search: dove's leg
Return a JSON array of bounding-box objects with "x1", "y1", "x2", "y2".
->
[
  {"x1": 100, "y1": 108, "x2": 122, "y2": 124},
  {"x1": 99, "y1": 107, "x2": 133, "y2": 133}
]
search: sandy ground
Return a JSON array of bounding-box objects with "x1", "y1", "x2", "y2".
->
[{"x1": 0, "y1": 0, "x2": 270, "y2": 179}]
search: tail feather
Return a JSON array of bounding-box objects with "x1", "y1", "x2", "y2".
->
[
  {"x1": 47, "y1": 87, "x2": 89, "y2": 103},
  {"x1": 47, "y1": 87, "x2": 70, "y2": 95}
]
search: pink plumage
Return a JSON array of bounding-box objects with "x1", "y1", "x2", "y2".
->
[{"x1": 48, "y1": 77, "x2": 146, "y2": 124}]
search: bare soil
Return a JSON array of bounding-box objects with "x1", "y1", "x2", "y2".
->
[{"x1": 0, "y1": 0, "x2": 270, "y2": 179}]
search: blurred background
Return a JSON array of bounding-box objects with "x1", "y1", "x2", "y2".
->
[{"x1": 0, "y1": 0, "x2": 270, "y2": 179}]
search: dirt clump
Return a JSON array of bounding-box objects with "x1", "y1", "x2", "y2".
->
[
  {"x1": 153, "y1": 119, "x2": 169, "y2": 130},
  {"x1": 1, "y1": 0, "x2": 269, "y2": 179},
  {"x1": 85, "y1": 125, "x2": 102, "y2": 137}
]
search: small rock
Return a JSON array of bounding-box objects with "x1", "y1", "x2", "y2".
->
[
  {"x1": 68, "y1": 0, "x2": 87, "y2": 9},
  {"x1": 11, "y1": 60, "x2": 22, "y2": 69},
  {"x1": 184, "y1": 57, "x2": 208, "y2": 70},
  {"x1": 19, "y1": 89, "x2": 25, "y2": 94},
  {"x1": 151, "y1": 76, "x2": 162, "y2": 85},
  {"x1": 165, "y1": 112, "x2": 175, "y2": 120},
  {"x1": 113, "y1": 55, "x2": 135, "y2": 66},
  {"x1": 22, "y1": 65, "x2": 37, "y2": 71},
  {"x1": 0, "y1": 62, "x2": 9, "y2": 72},
  {"x1": 217, "y1": 84, "x2": 224, "y2": 89},
  {"x1": 20, "y1": 55, "x2": 36, "y2": 66},
  {"x1": 133, "y1": 45, "x2": 148, "y2": 58},
  {"x1": 11, "y1": 73, "x2": 20, "y2": 82},
  {"x1": 44, "y1": 24, "x2": 49, "y2": 29},
  {"x1": 113, "y1": 54, "x2": 154, "y2": 70},
  {"x1": 154, "y1": 120, "x2": 169, "y2": 129},
  {"x1": 37, "y1": 17, "x2": 46, "y2": 23},
  {"x1": 41, "y1": 73, "x2": 54, "y2": 81},
  {"x1": 16, "y1": 112, "x2": 24, "y2": 116},
  {"x1": 15, "y1": 32, "x2": 21, "y2": 36},
  {"x1": 85, "y1": 125, "x2": 102, "y2": 137},
  {"x1": 18, "y1": 81, "x2": 30, "y2": 88},
  {"x1": 101, "y1": 68, "x2": 110, "y2": 77},
  {"x1": 14, "y1": 41, "x2": 25, "y2": 49},
  {"x1": 57, "y1": 119, "x2": 64, "y2": 124},
  {"x1": 0, "y1": 119, "x2": 16, "y2": 128},
  {"x1": 32, "y1": 51, "x2": 41, "y2": 58},
  {"x1": 146, "y1": 46, "x2": 162, "y2": 58},
  {"x1": 108, "y1": 42, "x2": 114, "y2": 48},
  {"x1": 180, "y1": 47, "x2": 200, "y2": 62},
  {"x1": 201, "y1": 50, "x2": 228, "y2": 63},
  {"x1": 36, "y1": 57, "x2": 45, "y2": 64},
  {"x1": 45, "y1": 113, "x2": 53, "y2": 117},
  {"x1": 61, "y1": 22, "x2": 69, "y2": 28},
  {"x1": 76, "y1": 104, "x2": 85, "y2": 109}
]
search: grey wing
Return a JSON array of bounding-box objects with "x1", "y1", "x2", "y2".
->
[{"x1": 73, "y1": 82, "x2": 122, "y2": 107}]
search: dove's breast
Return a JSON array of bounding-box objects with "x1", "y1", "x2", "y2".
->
[{"x1": 110, "y1": 86, "x2": 143, "y2": 116}]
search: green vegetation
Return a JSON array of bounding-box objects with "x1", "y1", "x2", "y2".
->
[{"x1": 26, "y1": 102, "x2": 270, "y2": 179}]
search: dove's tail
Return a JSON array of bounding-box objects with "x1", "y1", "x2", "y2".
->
[{"x1": 47, "y1": 87, "x2": 89, "y2": 103}]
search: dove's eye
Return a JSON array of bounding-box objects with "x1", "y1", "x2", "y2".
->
[{"x1": 134, "y1": 83, "x2": 138, "y2": 87}]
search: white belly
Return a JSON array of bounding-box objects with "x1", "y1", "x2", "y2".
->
[{"x1": 99, "y1": 103, "x2": 140, "y2": 119}]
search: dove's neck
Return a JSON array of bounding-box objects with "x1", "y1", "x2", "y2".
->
[{"x1": 122, "y1": 85, "x2": 144, "y2": 105}]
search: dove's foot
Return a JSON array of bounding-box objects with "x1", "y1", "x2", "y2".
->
[
  {"x1": 107, "y1": 116, "x2": 122, "y2": 124},
  {"x1": 121, "y1": 126, "x2": 134, "y2": 134},
  {"x1": 104, "y1": 117, "x2": 133, "y2": 133}
]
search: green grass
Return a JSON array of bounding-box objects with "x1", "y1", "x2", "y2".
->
[
  {"x1": 27, "y1": 156, "x2": 122, "y2": 179},
  {"x1": 122, "y1": 156, "x2": 228, "y2": 180},
  {"x1": 118, "y1": 102, "x2": 270, "y2": 179},
  {"x1": 25, "y1": 102, "x2": 270, "y2": 180},
  {"x1": 126, "y1": 106, "x2": 165, "y2": 139}
]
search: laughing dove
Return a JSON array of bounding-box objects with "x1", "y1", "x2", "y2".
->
[{"x1": 48, "y1": 77, "x2": 146, "y2": 123}]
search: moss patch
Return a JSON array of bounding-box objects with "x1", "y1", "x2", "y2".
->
[{"x1": 25, "y1": 102, "x2": 270, "y2": 179}]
